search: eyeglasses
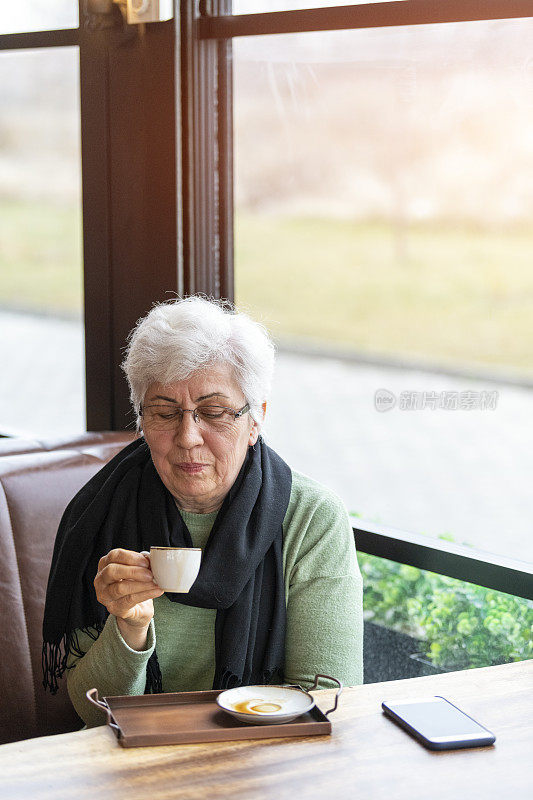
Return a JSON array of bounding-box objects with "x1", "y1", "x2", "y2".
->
[{"x1": 140, "y1": 402, "x2": 250, "y2": 432}]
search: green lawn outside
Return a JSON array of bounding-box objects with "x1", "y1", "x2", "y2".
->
[
  {"x1": 236, "y1": 213, "x2": 533, "y2": 375},
  {"x1": 1, "y1": 199, "x2": 532, "y2": 375},
  {"x1": 0, "y1": 199, "x2": 83, "y2": 314}
]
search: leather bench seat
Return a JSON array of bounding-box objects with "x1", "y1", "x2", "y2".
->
[{"x1": 0, "y1": 433, "x2": 134, "y2": 745}]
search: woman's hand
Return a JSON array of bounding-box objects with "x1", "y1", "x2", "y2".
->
[{"x1": 94, "y1": 548, "x2": 164, "y2": 650}]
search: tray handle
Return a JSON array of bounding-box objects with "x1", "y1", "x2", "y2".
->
[
  {"x1": 308, "y1": 674, "x2": 343, "y2": 717},
  {"x1": 86, "y1": 688, "x2": 121, "y2": 735}
]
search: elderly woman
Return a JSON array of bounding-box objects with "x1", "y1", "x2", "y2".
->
[{"x1": 43, "y1": 297, "x2": 363, "y2": 726}]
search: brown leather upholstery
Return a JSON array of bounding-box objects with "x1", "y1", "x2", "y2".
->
[
  {"x1": 0, "y1": 431, "x2": 135, "y2": 457},
  {"x1": 0, "y1": 433, "x2": 134, "y2": 745}
]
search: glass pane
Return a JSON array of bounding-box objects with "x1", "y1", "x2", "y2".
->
[
  {"x1": 0, "y1": 47, "x2": 85, "y2": 436},
  {"x1": 234, "y1": 20, "x2": 533, "y2": 563},
  {"x1": 361, "y1": 553, "x2": 533, "y2": 681},
  {"x1": 233, "y1": 0, "x2": 402, "y2": 15},
  {"x1": 0, "y1": 1, "x2": 78, "y2": 35}
]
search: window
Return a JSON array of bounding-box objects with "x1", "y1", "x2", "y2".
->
[
  {"x1": 0, "y1": 45, "x2": 84, "y2": 436},
  {"x1": 0, "y1": 1, "x2": 78, "y2": 35},
  {"x1": 0, "y1": 2, "x2": 180, "y2": 433}
]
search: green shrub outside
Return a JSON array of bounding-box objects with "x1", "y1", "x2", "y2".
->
[{"x1": 359, "y1": 551, "x2": 533, "y2": 670}]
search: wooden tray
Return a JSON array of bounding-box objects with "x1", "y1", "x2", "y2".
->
[{"x1": 86, "y1": 678, "x2": 341, "y2": 748}]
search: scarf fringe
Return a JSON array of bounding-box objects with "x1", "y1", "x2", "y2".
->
[
  {"x1": 42, "y1": 624, "x2": 104, "y2": 695},
  {"x1": 43, "y1": 623, "x2": 165, "y2": 696},
  {"x1": 145, "y1": 651, "x2": 163, "y2": 694}
]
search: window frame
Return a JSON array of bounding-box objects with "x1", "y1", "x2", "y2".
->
[{"x1": 198, "y1": 0, "x2": 533, "y2": 39}]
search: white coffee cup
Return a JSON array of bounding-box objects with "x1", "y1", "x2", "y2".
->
[{"x1": 149, "y1": 546, "x2": 202, "y2": 592}]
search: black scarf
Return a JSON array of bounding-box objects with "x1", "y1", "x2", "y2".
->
[{"x1": 42, "y1": 436, "x2": 292, "y2": 694}]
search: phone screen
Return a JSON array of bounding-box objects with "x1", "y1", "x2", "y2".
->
[{"x1": 382, "y1": 696, "x2": 496, "y2": 749}]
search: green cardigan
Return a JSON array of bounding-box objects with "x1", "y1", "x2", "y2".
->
[{"x1": 67, "y1": 470, "x2": 363, "y2": 727}]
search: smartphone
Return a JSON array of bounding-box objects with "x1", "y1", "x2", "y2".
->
[{"x1": 382, "y1": 696, "x2": 496, "y2": 750}]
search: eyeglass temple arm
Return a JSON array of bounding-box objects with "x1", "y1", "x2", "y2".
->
[{"x1": 235, "y1": 403, "x2": 250, "y2": 419}]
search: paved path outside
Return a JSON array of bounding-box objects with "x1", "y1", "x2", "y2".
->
[{"x1": 1, "y1": 309, "x2": 531, "y2": 564}]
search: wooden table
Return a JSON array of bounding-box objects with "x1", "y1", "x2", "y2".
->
[{"x1": 2, "y1": 661, "x2": 531, "y2": 800}]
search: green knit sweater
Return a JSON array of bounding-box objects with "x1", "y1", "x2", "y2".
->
[{"x1": 66, "y1": 470, "x2": 363, "y2": 727}]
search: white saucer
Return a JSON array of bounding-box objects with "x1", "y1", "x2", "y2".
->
[{"x1": 216, "y1": 684, "x2": 315, "y2": 725}]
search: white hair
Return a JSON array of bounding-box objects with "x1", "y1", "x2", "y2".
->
[{"x1": 122, "y1": 296, "x2": 275, "y2": 428}]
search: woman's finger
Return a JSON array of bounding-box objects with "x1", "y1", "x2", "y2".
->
[
  {"x1": 109, "y1": 586, "x2": 165, "y2": 616},
  {"x1": 104, "y1": 578, "x2": 158, "y2": 602},
  {"x1": 96, "y1": 562, "x2": 154, "y2": 587},
  {"x1": 98, "y1": 548, "x2": 150, "y2": 571}
]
